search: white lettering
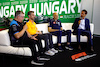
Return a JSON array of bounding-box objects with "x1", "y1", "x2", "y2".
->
[
  {"x1": 52, "y1": 1, "x2": 59, "y2": 13},
  {"x1": 0, "y1": 0, "x2": 81, "y2": 18},
  {"x1": 76, "y1": 0, "x2": 81, "y2": 13},
  {"x1": 10, "y1": 6, "x2": 15, "y2": 17},
  {"x1": 44, "y1": 2, "x2": 52, "y2": 15},
  {"x1": 21, "y1": 4, "x2": 27, "y2": 15},
  {"x1": 0, "y1": 6, "x2": 3, "y2": 18},
  {"x1": 68, "y1": 0, "x2": 76, "y2": 14},
  {"x1": 37, "y1": 3, "x2": 43, "y2": 15},
  {"x1": 59, "y1": 1, "x2": 67, "y2": 14},
  {"x1": 4, "y1": 6, "x2": 9, "y2": 17}
]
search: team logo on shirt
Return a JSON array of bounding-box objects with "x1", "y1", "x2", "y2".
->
[{"x1": 53, "y1": 21, "x2": 56, "y2": 24}]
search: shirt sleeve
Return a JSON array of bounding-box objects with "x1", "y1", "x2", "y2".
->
[
  {"x1": 11, "y1": 24, "x2": 19, "y2": 35},
  {"x1": 48, "y1": 20, "x2": 52, "y2": 27},
  {"x1": 59, "y1": 21, "x2": 62, "y2": 27}
]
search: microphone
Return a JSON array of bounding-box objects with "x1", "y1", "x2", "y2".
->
[
  {"x1": 79, "y1": 17, "x2": 82, "y2": 20},
  {"x1": 78, "y1": 17, "x2": 82, "y2": 25}
]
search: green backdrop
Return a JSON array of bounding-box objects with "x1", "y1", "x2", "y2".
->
[{"x1": 0, "y1": 0, "x2": 81, "y2": 23}]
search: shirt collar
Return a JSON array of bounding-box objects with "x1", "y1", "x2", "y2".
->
[
  {"x1": 81, "y1": 17, "x2": 86, "y2": 20},
  {"x1": 53, "y1": 18, "x2": 58, "y2": 21},
  {"x1": 13, "y1": 19, "x2": 21, "y2": 24},
  {"x1": 29, "y1": 20, "x2": 35, "y2": 23}
]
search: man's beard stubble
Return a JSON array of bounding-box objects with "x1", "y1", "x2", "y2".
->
[{"x1": 31, "y1": 17, "x2": 34, "y2": 21}]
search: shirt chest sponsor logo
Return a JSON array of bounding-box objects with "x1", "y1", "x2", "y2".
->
[
  {"x1": 53, "y1": 21, "x2": 60, "y2": 25},
  {"x1": 53, "y1": 21, "x2": 56, "y2": 24}
]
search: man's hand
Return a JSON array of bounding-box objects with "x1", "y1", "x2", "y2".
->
[
  {"x1": 14, "y1": 24, "x2": 28, "y2": 39},
  {"x1": 78, "y1": 20, "x2": 81, "y2": 25},
  {"x1": 31, "y1": 35, "x2": 38, "y2": 40},
  {"x1": 23, "y1": 24, "x2": 28, "y2": 30},
  {"x1": 48, "y1": 27, "x2": 59, "y2": 32}
]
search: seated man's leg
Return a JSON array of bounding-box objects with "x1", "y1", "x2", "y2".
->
[
  {"x1": 76, "y1": 29, "x2": 83, "y2": 50},
  {"x1": 51, "y1": 31, "x2": 63, "y2": 51},
  {"x1": 11, "y1": 36, "x2": 39, "y2": 61},
  {"x1": 44, "y1": 33, "x2": 58, "y2": 53},
  {"x1": 77, "y1": 29, "x2": 82, "y2": 44},
  {"x1": 23, "y1": 37, "x2": 49, "y2": 65},
  {"x1": 64, "y1": 30, "x2": 73, "y2": 50},
  {"x1": 44, "y1": 33, "x2": 53, "y2": 48},
  {"x1": 81, "y1": 30, "x2": 94, "y2": 52},
  {"x1": 35, "y1": 38, "x2": 44, "y2": 55},
  {"x1": 66, "y1": 30, "x2": 71, "y2": 45},
  {"x1": 37, "y1": 34, "x2": 55, "y2": 56},
  {"x1": 73, "y1": 29, "x2": 83, "y2": 50},
  {"x1": 37, "y1": 34, "x2": 50, "y2": 51},
  {"x1": 51, "y1": 31, "x2": 62, "y2": 45},
  {"x1": 23, "y1": 37, "x2": 39, "y2": 61}
]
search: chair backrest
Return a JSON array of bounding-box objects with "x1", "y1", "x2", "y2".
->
[
  {"x1": 36, "y1": 23, "x2": 49, "y2": 33},
  {"x1": 0, "y1": 23, "x2": 94, "y2": 46},
  {"x1": 0, "y1": 29, "x2": 11, "y2": 46},
  {"x1": 61, "y1": 23, "x2": 94, "y2": 35},
  {"x1": 36, "y1": 23, "x2": 94, "y2": 35}
]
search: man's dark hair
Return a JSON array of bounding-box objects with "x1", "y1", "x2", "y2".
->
[
  {"x1": 82, "y1": 9, "x2": 88, "y2": 14},
  {"x1": 28, "y1": 11, "x2": 34, "y2": 16},
  {"x1": 15, "y1": 10, "x2": 24, "y2": 17}
]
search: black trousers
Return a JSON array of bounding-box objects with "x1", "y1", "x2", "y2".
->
[
  {"x1": 35, "y1": 33, "x2": 54, "y2": 51},
  {"x1": 51, "y1": 30, "x2": 71, "y2": 44},
  {"x1": 12, "y1": 36, "x2": 42, "y2": 61},
  {"x1": 73, "y1": 29, "x2": 93, "y2": 52}
]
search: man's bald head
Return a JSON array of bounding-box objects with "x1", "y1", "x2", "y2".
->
[{"x1": 53, "y1": 12, "x2": 58, "y2": 20}]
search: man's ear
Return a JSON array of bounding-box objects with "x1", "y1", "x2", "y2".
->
[{"x1": 28, "y1": 15, "x2": 30, "y2": 18}]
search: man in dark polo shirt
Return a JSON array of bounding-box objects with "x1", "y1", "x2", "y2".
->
[
  {"x1": 48, "y1": 13, "x2": 73, "y2": 51},
  {"x1": 9, "y1": 10, "x2": 49, "y2": 65}
]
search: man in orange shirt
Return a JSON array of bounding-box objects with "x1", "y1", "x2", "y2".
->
[{"x1": 26, "y1": 11, "x2": 58, "y2": 56}]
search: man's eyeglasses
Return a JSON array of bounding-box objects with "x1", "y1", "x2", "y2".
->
[{"x1": 19, "y1": 15, "x2": 24, "y2": 18}]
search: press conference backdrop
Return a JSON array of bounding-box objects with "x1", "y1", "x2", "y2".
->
[{"x1": 0, "y1": 0, "x2": 81, "y2": 23}]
